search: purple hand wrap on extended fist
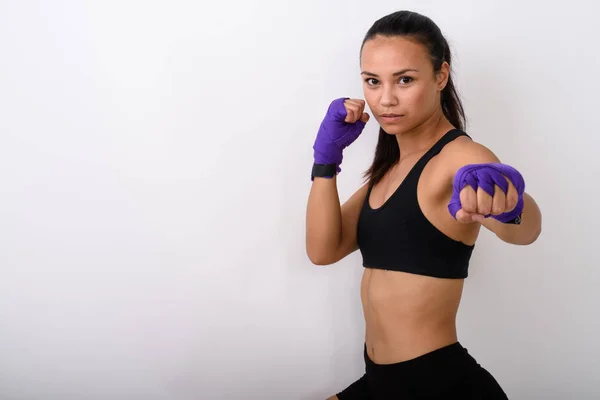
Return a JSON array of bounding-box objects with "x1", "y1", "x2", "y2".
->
[
  {"x1": 448, "y1": 163, "x2": 525, "y2": 223},
  {"x1": 313, "y1": 98, "x2": 366, "y2": 174}
]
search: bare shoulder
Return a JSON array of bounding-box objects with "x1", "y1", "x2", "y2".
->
[{"x1": 439, "y1": 135, "x2": 502, "y2": 173}]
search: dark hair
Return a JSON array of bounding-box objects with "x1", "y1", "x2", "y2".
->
[{"x1": 361, "y1": 10, "x2": 466, "y2": 185}]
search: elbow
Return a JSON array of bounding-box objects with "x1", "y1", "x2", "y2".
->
[
  {"x1": 306, "y1": 243, "x2": 337, "y2": 266},
  {"x1": 520, "y1": 195, "x2": 542, "y2": 245},
  {"x1": 305, "y1": 235, "x2": 343, "y2": 266},
  {"x1": 525, "y1": 225, "x2": 542, "y2": 245},
  {"x1": 306, "y1": 250, "x2": 334, "y2": 266},
  {"x1": 507, "y1": 224, "x2": 542, "y2": 246},
  {"x1": 523, "y1": 213, "x2": 543, "y2": 245}
]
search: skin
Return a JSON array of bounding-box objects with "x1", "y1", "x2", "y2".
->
[{"x1": 320, "y1": 35, "x2": 542, "y2": 399}]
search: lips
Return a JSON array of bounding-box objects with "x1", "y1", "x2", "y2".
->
[{"x1": 380, "y1": 113, "x2": 404, "y2": 123}]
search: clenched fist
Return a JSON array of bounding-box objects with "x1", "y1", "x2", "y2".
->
[
  {"x1": 448, "y1": 163, "x2": 525, "y2": 224},
  {"x1": 313, "y1": 98, "x2": 370, "y2": 175}
]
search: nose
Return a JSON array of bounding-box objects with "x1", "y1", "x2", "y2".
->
[{"x1": 380, "y1": 85, "x2": 399, "y2": 108}]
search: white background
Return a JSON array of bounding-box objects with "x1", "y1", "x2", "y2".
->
[{"x1": 1, "y1": 0, "x2": 598, "y2": 399}]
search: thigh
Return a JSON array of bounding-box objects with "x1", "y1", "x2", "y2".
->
[{"x1": 335, "y1": 374, "x2": 370, "y2": 400}]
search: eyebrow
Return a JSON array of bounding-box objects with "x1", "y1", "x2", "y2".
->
[{"x1": 360, "y1": 69, "x2": 418, "y2": 77}]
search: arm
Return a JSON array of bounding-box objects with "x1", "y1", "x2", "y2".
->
[
  {"x1": 306, "y1": 178, "x2": 368, "y2": 265},
  {"x1": 305, "y1": 97, "x2": 370, "y2": 265},
  {"x1": 447, "y1": 139, "x2": 542, "y2": 245},
  {"x1": 480, "y1": 192, "x2": 541, "y2": 245}
]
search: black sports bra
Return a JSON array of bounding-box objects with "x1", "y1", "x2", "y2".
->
[{"x1": 356, "y1": 129, "x2": 474, "y2": 279}]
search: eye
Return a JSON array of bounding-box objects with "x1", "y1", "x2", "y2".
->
[
  {"x1": 398, "y1": 76, "x2": 413, "y2": 85},
  {"x1": 365, "y1": 78, "x2": 379, "y2": 86}
]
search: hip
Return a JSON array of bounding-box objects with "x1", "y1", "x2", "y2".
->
[{"x1": 337, "y1": 341, "x2": 508, "y2": 399}]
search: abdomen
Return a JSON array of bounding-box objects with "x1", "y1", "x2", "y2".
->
[{"x1": 360, "y1": 267, "x2": 465, "y2": 364}]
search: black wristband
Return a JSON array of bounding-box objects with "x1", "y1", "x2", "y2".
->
[
  {"x1": 503, "y1": 214, "x2": 522, "y2": 225},
  {"x1": 311, "y1": 163, "x2": 337, "y2": 181}
]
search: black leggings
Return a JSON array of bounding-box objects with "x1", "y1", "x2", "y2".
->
[{"x1": 336, "y1": 342, "x2": 509, "y2": 399}]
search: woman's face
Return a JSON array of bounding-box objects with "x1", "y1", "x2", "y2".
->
[{"x1": 360, "y1": 35, "x2": 449, "y2": 135}]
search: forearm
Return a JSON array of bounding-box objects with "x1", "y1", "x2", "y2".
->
[
  {"x1": 306, "y1": 177, "x2": 342, "y2": 263},
  {"x1": 482, "y1": 192, "x2": 542, "y2": 245}
]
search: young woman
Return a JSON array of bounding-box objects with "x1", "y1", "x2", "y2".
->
[{"x1": 306, "y1": 10, "x2": 542, "y2": 399}]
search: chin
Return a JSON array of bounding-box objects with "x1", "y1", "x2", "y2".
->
[
  {"x1": 378, "y1": 123, "x2": 404, "y2": 136},
  {"x1": 375, "y1": 115, "x2": 408, "y2": 132},
  {"x1": 382, "y1": 128, "x2": 401, "y2": 135},
  {"x1": 379, "y1": 118, "x2": 424, "y2": 136}
]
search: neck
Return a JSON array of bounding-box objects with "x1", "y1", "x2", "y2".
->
[{"x1": 394, "y1": 109, "x2": 455, "y2": 156}]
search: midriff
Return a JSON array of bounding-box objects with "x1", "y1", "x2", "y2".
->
[{"x1": 361, "y1": 266, "x2": 465, "y2": 364}]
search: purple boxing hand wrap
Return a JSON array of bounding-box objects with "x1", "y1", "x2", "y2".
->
[
  {"x1": 448, "y1": 163, "x2": 525, "y2": 223},
  {"x1": 313, "y1": 98, "x2": 366, "y2": 175}
]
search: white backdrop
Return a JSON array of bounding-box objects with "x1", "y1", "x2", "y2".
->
[{"x1": 1, "y1": 0, "x2": 598, "y2": 399}]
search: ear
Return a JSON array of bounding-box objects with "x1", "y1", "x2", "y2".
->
[{"x1": 436, "y1": 61, "x2": 450, "y2": 91}]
